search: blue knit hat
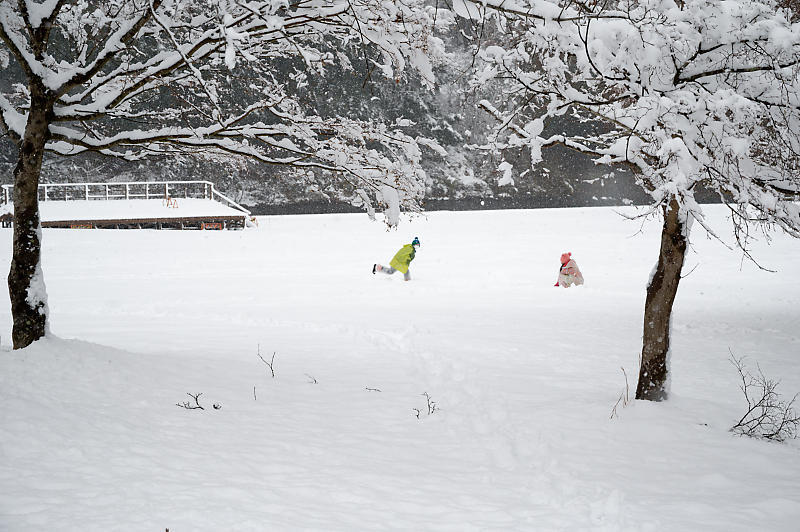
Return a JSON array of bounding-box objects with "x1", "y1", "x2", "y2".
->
[{"x1": 412, "y1": 237, "x2": 420, "y2": 247}]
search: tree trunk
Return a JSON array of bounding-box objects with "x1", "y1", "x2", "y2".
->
[
  {"x1": 8, "y1": 98, "x2": 51, "y2": 349},
  {"x1": 636, "y1": 197, "x2": 688, "y2": 401}
]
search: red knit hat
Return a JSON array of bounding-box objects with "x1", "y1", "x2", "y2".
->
[{"x1": 560, "y1": 252, "x2": 572, "y2": 264}]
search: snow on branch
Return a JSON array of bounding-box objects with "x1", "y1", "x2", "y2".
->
[
  {"x1": 463, "y1": 0, "x2": 800, "y2": 245},
  {"x1": 1, "y1": 0, "x2": 451, "y2": 224}
]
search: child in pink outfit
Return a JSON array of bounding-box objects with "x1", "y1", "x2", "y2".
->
[{"x1": 555, "y1": 252, "x2": 584, "y2": 287}]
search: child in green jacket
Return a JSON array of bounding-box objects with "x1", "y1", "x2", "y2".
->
[{"x1": 373, "y1": 237, "x2": 420, "y2": 281}]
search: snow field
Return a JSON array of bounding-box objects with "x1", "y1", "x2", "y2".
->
[{"x1": 1, "y1": 206, "x2": 799, "y2": 531}]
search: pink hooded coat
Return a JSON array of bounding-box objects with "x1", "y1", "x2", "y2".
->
[{"x1": 556, "y1": 254, "x2": 584, "y2": 287}]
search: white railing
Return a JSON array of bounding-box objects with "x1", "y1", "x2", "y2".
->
[{"x1": 1, "y1": 180, "x2": 251, "y2": 215}]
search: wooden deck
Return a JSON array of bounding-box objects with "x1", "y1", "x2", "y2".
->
[
  {"x1": 39, "y1": 215, "x2": 247, "y2": 230},
  {"x1": 1, "y1": 182, "x2": 252, "y2": 230}
]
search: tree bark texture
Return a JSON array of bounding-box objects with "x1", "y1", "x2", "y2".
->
[
  {"x1": 636, "y1": 197, "x2": 688, "y2": 401},
  {"x1": 8, "y1": 95, "x2": 51, "y2": 349}
]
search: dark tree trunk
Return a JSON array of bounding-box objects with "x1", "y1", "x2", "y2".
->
[
  {"x1": 636, "y1": 197, "x2": 688, "y2": 401},
  {"x1": 8, "y1": 94, "x2": 52, "y2": 349}
]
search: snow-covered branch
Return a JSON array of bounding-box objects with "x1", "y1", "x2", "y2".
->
[
  {"x1": 1, "y1": 0, "x2": 451, "y2": 224},
  {"x1": 465, "y1": 0, "x2": 800, "y2": 245}
]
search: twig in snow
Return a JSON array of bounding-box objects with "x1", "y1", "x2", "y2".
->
[
  {"x1": 253, "y1": 386, "x2": 257, "y2": 401},
  {"x1": 423, "y1": 392, "x2": 439, "y2": 415},
  {"x1": 256, "y1": 344, "x2": 276, "y2": 378},
  {"x1": 176, "y1": 392, "x2": 205, "y2": 410},
  {"x1": 413, "y1": 392, "x2": 440, "y2": 418},
  {"x1": 365, "y1": 387, "x2": 382, "y2": 392},
  {"x1": 729, "y1": 354, "x2": 799, "y2": 442},
  {"x1": 305, "y1": 373, "x2": 318, "y2": 384},
  {"x1": 610, "y1": 367, "x2": 631, "y2": 420}
]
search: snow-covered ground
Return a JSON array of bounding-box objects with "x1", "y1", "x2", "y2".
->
[{"x1": 1, "y1": 206, "x2": 798, "y2": 531}]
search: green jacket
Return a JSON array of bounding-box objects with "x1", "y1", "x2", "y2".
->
[{"x1": 389, "y1": 244, "x2": 416, "y2": 274}]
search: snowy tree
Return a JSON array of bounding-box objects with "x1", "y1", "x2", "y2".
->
[
  {"x1": 0, "y1": 0, "x2": 448, "y2": 349},
  {"x1": 456, "y1": 0, "x2": 800, "y2": 400}
]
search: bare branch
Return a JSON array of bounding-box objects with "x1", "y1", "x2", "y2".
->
[
  {"x1": 256, "y1": 346, "x2": 276, "y2": 378},
  {"x1": 729, "y1": 354, "x2": 800, "y2": 442},
  {"x1": 610, "y1": 367, "x2": 631, "y2": 419},
  {"x1": 176, "y1": 392, "x2": 205, "y2": 410}
]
